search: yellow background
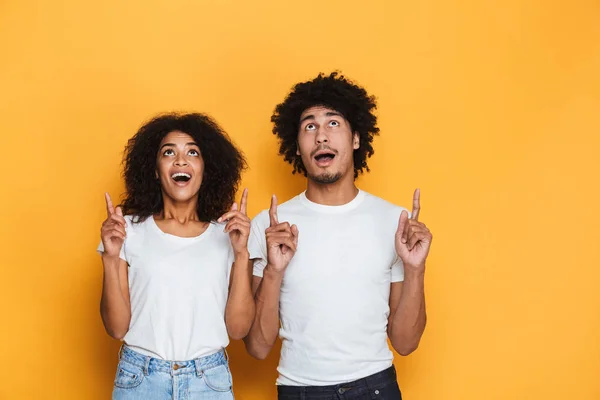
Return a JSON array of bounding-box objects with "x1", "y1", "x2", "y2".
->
[{"x1": 1, "y1": 0, "x2": 599, "y2": 399}]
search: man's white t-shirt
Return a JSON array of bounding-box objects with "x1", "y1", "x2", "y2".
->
[
  {"x1": 97, "y1": 215, "x2": 233, "y2": 361},
  {"x1": 248, "y1": 190, "x2": 407, "y2": 386}
]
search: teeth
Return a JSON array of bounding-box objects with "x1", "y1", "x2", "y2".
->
[{"x1": 171, "y1": 172, "x2": 191, "y2": 179}]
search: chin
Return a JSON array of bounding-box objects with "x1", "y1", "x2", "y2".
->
[
  {"x1": 162, "y1": 187, "x2": 201, "y2": 203},
  {"x1": 309, "y1": 171, "x2": 343, "y2": 184}
]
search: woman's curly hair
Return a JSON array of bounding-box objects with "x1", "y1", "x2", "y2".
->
[
  {"x1": 271, "y1": 72, "x2": 379, "y2": 179},
  {"x1": 120, "y1": 113, "x2": 246, "y2": 222}
]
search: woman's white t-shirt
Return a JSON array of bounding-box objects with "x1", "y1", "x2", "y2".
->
[{"x1": 97, "y1": 215, "x2": 233, "y2": 361}]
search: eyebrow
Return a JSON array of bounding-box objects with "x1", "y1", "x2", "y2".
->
[
  {"x1": 159, "y1": 142, "x2": 198, "y2": 150},
  {"x1": 299, "y1": 111, "x2": 343, "y2": 125}
]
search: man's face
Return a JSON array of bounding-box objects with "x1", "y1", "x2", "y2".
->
[{"x1": 296, "y1": 106, "x2": 359, "y2": 184}]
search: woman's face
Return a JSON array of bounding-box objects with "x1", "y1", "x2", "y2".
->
[{"x1": 156, "y1": 131, "x2": 204, "y2": 204}]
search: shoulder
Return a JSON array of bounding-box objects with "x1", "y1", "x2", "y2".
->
[
  {"x1": 124, "y1": 214, "x2": 147, "y2": 229},
  {"x1": 251, "y1": 209, "x2": 270, "y2": 227},
  {"x1": 250, "y1": 194, "x2": 303, "y2": 228},
  {"x1": 210, "y1": 221, "x2": 232, "y2": 242},
  {"x1": 122, "y1": 215, "x2": 155, "y2": 238},
  {"x1": 361, "y1": 191, "x2": 410, "y2": 219}
]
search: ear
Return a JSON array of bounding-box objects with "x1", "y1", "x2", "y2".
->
[
  {"x1": 353, "y1": 132, "x2": 360, "y2": 150},
  {"x1": 296, "y1": 141, "x2": 301, "y2": 156}
]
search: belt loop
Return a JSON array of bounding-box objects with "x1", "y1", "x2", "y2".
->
[
  {"x1": 223, "y1": 347, "x2": 229, "y2": 362},
  {"x1": 143, "y1": 356, "x2": 151, "y2": 376},
  {"x1": 194, "y1": 358, "x2": 203, "y2": 377},
  {"x1": 118, "y1": 344, "x2": 124, "y2": 361}
]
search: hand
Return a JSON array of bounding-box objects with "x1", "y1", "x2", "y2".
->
[
  {"x1": 101, "y1": 193, "x2": 126, "y2": 258},
  {"x1": 265, "y1": 195, "x2": 298, "y2": 273},
  {"x1": 219, "y1": 188, "x2": 251, "y2": 256},
  {"x1": 395, "y1": 189, "x2": 433, "y2": 270}
]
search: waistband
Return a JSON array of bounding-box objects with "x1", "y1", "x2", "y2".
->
[
  {"x1": 118, "y1": 345, "x2": 229, "y2": 376},
  {"x1": 277, "y1": 365, "x2": 397, "y2": 395}
]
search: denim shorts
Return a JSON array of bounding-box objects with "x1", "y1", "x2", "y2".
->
[{"x1": 112, "y1": 345, "x2": 234, "y2": 400}]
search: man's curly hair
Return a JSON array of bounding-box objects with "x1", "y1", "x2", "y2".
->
[
  {"x1": 271, "y1": 72, "x2": 379, "y2": 179},
  {"x1": 120, "y1": 113, "x2": 246, "y2": 223}
]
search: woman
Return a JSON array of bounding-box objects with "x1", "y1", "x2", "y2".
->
[{"x1": 98, "y1": 113, "x2": 254, "y2": 399}]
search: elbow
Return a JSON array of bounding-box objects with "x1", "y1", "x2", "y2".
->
[
  {"x1": 101, "y1": 314, "x2": 129, "y2": 341},
  {"x1": 243, "y1": 337, "x2": 272, "y2": 360},
  {"x1": 225, "y1": 308, "x2": 256, "y2": 341},
  {"x1": 389, "y1": 331, "x2": 422, "y2": 356},
  {"x1": 393, "y1": 342, "x2": 419, "y2": 356},
  {"x1": 227, "y1": 325, "x2": 251, "y2": 341},
  {"x1": 106, "y1": 327, "x2": 128, "y2": 341},
  {"x1": 247, "y1": 344, "x2": 270, "y2": 360},
  {"x1": 226, "y1": 317, "x2": 253, "y2": 341}
]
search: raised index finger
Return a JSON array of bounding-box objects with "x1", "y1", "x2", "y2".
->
[
  {"x1": 105, "y1": 192, "x2": 115, "y2": 216},
  {"x1": 269, "y1": 195, "x2": 279, "y2": 227},
  {"x1": 411, "y1": 188, "x2": 421, "y2": 220},
  {"x1": 240, "y1": 188, "x2": 248, "y2": 215}
]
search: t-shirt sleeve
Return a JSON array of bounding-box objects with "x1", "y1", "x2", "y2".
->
[
  {"x1": 248, "y1": 212, "x2": 268, "y2": 278},
  {"x1": 97, "y1": 240, "x2": 126, "y2": 262},
  {"x1": 391, "y1": 255, "x2": 405, "y2": 282},
  {"x1": 391, "y1": 206, "x2": 408, "y2": 282},
  {"x1": 96, "y1": 216, "x2": 130, "y2": 262}
]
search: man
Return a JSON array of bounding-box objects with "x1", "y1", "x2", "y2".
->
[{"x1": 245, "y1": 72, "x2": 432, "y2": 399}]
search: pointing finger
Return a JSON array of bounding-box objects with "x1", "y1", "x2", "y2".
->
[
  {"x1": 411, "y1": 188, "x2": 421, "y2": 221},
  {"x1": 240, "y1": 188, "x2": 248, "y2": 215},
  {"x1": 105, "y1": 193, "x2": 115, "y2": 216},
  {"x1": 269, "y1": 195, "x2": 279, "y2": 227}
]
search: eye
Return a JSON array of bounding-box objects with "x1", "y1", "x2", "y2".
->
[
  {"x1": 163, "y1": 149, "x2": 175, "y2": 156},
  {"x1": 328, "y1": 120, "x2": 340, "y2": 127},
  {"x1": 188, "y1": 149, "x2": 199, "y2": 157},
  {"x1": 305, "y1": 123, "x2": 316, "y2": 131}
]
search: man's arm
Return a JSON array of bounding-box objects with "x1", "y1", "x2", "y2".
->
[
  {"x1": 243, "y1": 270, "x2": 284, "y2": 359},
  {"x1": 387, "y1": 272, "x2": 426, "y2": 355},
  {"x1": 243, "y1": 195, "x2": 298, "y2": 360},
  {"x1": 388, "y1": 188, "x2": 432, "y2": 355}
]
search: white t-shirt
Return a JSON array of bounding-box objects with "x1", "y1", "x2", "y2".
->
[
  {"x1": 97, "y1": 215, "x2": 233, "y2": 361},
  {"x1": 248, "y1": 190, "x2": 407, "y2": 386}
]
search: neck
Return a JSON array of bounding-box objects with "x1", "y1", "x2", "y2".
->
[
  {"x1": 305, "y1": 173, "x2": 358, "y2": 206},
  {"x1": 158, "y1": 195, "x2": 199, "y2": 223}
]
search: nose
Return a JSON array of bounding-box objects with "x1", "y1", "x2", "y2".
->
[
  {"x1": 315, "y1": 127, "x2": 328, "y2": 144},
  {"x1": 174, "y1": 154, "x2": 188, "y2": 167}
]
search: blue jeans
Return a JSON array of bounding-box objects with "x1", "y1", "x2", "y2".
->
[
  {"x1": 277, "y1": 366, "x2": 401, "y2": 400},
  {"x1": 113, "y1": 345, "x2": 234, "y2": 400}
]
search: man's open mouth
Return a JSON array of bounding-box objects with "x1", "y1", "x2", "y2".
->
[{"x1": 314, "y1": 151, "x2": 336, "y2": 163}]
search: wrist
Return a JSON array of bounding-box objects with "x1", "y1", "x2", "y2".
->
[
  {"x1": 403, "y1": 263, "x2": 426, "y2": 280},
  {"x1": 102, "y1": 254, "x2": 121, "y2": 267},
  {"x1": 264, "y1": 264, "x2": 285, "y2": 279},
  {"x1": 234, "y1": 249, "x2": 250, "y2": 260}
]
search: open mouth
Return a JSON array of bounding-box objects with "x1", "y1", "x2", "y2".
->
[
  {"x1": 314, "y1": 151, "x2": 336, "y2": 164},
  {"x1": 171, "y1": 172, "x2": 191, "y2": 183}
]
